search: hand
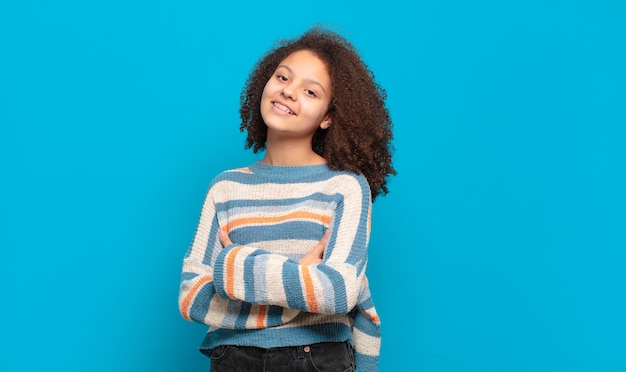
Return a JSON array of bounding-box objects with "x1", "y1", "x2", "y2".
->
[
  {"x1": 299, "y1": 230, "x2": 330, "y2": 266},
  {"x1": 218, "y1": 229, "x2": 233, "y2": 248}
]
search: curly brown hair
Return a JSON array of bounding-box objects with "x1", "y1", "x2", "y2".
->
[{"x1": 239, "y1": 27, "x2": 396, "y2": 200}]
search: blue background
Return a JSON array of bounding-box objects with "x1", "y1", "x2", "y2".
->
[{"x1": 1, "y1": 0, "x2": 625, "y2": 371}]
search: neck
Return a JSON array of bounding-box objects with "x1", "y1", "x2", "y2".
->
[{"x1": 262, "y1": 133, "x2": 326, "y2": 166}]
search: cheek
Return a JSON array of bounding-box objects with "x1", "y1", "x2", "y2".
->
[
  {"x1": 260, "y1": 83, "x2": 272, "y2": 111},
  {"x1": 261, "y1": 84, "x2": 270, "y2": 100},
  {"x1": 261, "y1": 78, "x2": 277, "y2": 97},
  {"x1": 315, "y1": 101, "x2": 331, "y2": 120}
]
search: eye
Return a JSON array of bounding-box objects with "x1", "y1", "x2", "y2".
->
[
  {"x1": 305, "y1": 89, "x2": 317, "y2": 97},
  {"x1": 276, "y1": 74, "x2": 288, "y2": 82}
]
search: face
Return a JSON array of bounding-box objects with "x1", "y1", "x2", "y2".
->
[{"x1": 260, "y1": 50, "x2": 332, "y2": 141}]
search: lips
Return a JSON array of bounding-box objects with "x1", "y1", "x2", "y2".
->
[{"x1": 272, "y1": 101, "x2": 295, "y2": 115}]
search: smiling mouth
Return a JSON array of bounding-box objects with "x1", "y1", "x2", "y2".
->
[{"x1": 272, "y1": 102, "x2": 295, "y2": 115}]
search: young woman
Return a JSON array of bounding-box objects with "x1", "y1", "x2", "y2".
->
[{"x1": 179, "y1": 27, "x2": 395, "y2": 372}]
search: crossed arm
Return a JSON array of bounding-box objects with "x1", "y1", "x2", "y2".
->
[{"x1": 218, "y1": 228, "x2": 329, "y2": 265}]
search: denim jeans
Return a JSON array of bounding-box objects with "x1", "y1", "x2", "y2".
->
[{"x1": 209, "y1": 341, "x2": 356, "y2": 372}]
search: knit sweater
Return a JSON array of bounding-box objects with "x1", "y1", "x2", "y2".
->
[{"x1": 178, "y1": 161, "x2": 381, "y2": 372}]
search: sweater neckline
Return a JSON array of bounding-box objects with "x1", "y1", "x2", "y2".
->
[{"x1": 248, "y1": 161, "x2": 330, "y2": 180}]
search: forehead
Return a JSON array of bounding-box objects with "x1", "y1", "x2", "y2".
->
[{"x1": 277, "y1": 50, "x2": 330, "y2": 83}]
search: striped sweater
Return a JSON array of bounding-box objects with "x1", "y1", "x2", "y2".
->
[{"x1": 178, "y1": 161, "x2": 381, "y2": 372}]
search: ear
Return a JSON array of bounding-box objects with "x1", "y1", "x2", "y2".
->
[{"x1": 320, "y1": 115, "x2": 332, "y2": 130}]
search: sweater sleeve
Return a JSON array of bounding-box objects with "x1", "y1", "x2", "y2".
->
[
  {"x1": 212, "y1": 174, "x2": 371, "y2": 315},
  {"x1": 178, "y1": 186, "x2": 300, "y2": 329},
  {"x1": 351, "y1": 276, "x2": 382, "y2": 372}
]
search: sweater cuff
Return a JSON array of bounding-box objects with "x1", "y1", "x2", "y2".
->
[{"x1": 355, "y1": 352, "x2": 379, "y2": 372}]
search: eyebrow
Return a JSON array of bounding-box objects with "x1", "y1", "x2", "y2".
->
[{"x1": 277, "y1": 65, "x2": 328, "y2": 95}]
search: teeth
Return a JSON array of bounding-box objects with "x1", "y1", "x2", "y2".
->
[{"x1": 273, "y1": 102, "x2": 294, "y2": 115}]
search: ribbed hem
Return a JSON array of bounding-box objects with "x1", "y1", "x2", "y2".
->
[
  {"x1": 355, "y1": 352, "x2": 379, "y2": 372},
  {"x1": 199, "y1": 322, "x2": 353, "y2": 352}
]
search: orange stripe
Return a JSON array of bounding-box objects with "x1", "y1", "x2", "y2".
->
[
  {"x1": 225, "y1": 212, "x2": 331, "y2": 233},
  {"x1": 301, "y1": 266, "x2": 318, "y2": 313},
  {"x1": 256, "y1": 305, "x2": 267, "y2": 328},
  {"x1": 225, "y1": 246, "x2": 245, "y2": 298},
  {"x1": 181, "y1": 276, "x2": 212, "y2": 321},
  {"x1": 360, "y1": 308, "x2": 380, "y2": 324}
]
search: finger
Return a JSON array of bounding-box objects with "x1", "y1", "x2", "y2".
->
[
  {"x1": 312, "y1": 231, "x2": 329, "y2": 256},
  {"x1": 219, "y1": 229, "x2": 233, "y2": 247},
  {"x1": 323, "y1": 229, "x2": 330, "y2": 239},
  {"x1": 312, "y1": 239, "x2": 326, "y2": 254},
  {"x1": 319, "y1": 230, "x2": 330, "y2": 246}
]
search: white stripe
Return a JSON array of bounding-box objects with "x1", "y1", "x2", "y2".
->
[
  {"x1": 213, "y1": 175, "x2": 361, "y2": 203},
  {"x1": 245, "y1": 305, "x2": 262, "y2": 329},
  {"x1": 265, "y1": 255, "x2": 289, "y2": 307},
  {"x1": 230, "y1": 247, "x2": 248, "y2": 299},
  {"x1": 224, "y1": 199, "x2": 334, "y2": 218},
  {"x1": 316, "y1": 270, "x2": 335, "y2": 313},
  {"x1": 253, "y1": 254, "x2": 269, "y2": 303},
  {"x1": 205, "y1": 296, "x2": 228, "y2": 328},
  {"x1": 352, "y1": 327, "x2": 381, "y2": 357},
  {"x1": 260, "y1": 239, "x2": 317, "y2": 259}
]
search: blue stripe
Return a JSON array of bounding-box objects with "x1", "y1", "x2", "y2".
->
[
  {"x1": 212, "y1": 166, "x2": 344, "y2": 185},
  {"x1": 231, "y1": 221, "x2": 325, "y2": 243},
  {"x1": 204, "y1": 215, "x2": 222, "y2": 265},
  {"x1": 353, "y1": 179, "x2": 372, "y2": 274},
  {"x1": 243, "y1": 253, "x2": 260, "y2": 303},
  {"x1": 266, "y1": 305, "x2": 284, "y2": 327},
  {"x1": 181, "y1": 272, "x2": 198, "y2": 282},
  {"x1": 234, "y1": 301, "x2": 252, "y2": 328},
  {"x1": 188, "y1": 283, "x2": 215, "y2": 323},
  {"x1": 353, "y1": 312, "x2": 381, "y2": 337},
  {"x1": 253, "y1": 254, "x2": 270, "y2": 303},
  {"x1": 209, "y1": 171, "x2": 254, "y2": 186},
  {"x1": 282, "y1": 261, "x2": 306, "y2": 311},
  {"x1": 317, "y1": 265, "x2": 348, "y2": 313},
  {"x1": 358, "y1": 295, "x2": 374, "y2": 310},
  {"x1": 221, "y1": 301, "x2": 242, "y2": 328},
  {"x1": 354, "y1": 352, "x2": 378, "y2": 372}
]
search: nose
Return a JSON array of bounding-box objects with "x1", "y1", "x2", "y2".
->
[{"x1": 281, "y1": 83, "x2": 296, "y2": 100}]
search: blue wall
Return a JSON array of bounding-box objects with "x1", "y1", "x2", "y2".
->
[{"x1": 1, "y1": 0, "x2": 625, "y2": 371}]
